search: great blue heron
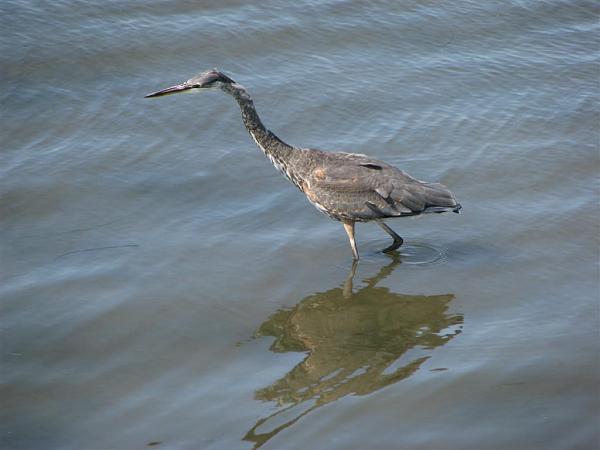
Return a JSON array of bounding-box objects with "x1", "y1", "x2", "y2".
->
[{"x1": 146, "y1": 69, "x2": 461, "y2": 260}]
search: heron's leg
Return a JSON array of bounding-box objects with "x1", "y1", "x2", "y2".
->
[
  {"x1": 378, "y1": 222, "x2": 403, "y2": 253},
  {"x1": 343, "y1": 259, "x2": 359, "y2": 298},
  {"x1": 342, "y1": 220, "x2": 360, "y2": 260}
]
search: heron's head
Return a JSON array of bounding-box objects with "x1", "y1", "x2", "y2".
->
[{"x1": 145, "y1": 69, "x2": 235, "y2": 98}]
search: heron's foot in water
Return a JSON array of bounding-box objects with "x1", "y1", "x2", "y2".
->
[
  {"x1": 382, "y1": 237, "x2": 403, "y2": 254},
  {"x1": 377, "y1": 222, "x2": 403, "y2": 253}
]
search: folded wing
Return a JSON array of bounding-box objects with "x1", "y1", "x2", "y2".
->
[{"x1": 305, "y1": 152, "x2": 460, "y2": 221}]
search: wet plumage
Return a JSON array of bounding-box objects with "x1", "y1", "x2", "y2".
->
[{"x1": 146, "y1": 69, "x2": 461, "y2": 260}]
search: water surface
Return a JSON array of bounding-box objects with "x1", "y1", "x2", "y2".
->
[{"x1": 1, "y1": 0, "x2": 599, "y2": 449}]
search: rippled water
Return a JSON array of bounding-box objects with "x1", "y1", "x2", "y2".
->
[{"x1": 1, "y1": 1, "x2": 599, "y2": 449}]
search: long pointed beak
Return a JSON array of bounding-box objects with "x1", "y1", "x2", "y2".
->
[{"x1": 145, "y1": 83, "x2": 191, "y2": 98}]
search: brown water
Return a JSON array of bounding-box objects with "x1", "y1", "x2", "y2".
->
[{"x1": 1, "y1": 1, "x2": 599, "y2": 449}]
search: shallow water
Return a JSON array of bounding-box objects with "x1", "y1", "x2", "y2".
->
[{"x1": 1, "y1": 0, "x2": 599, "y2": 449}]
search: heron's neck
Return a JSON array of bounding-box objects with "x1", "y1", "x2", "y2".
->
[{"x1": 221, "y1": 83, "x2": 295, "y2": 164}]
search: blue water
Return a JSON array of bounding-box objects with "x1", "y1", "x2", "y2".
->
[{"x1": 1, "y1": 1, "x2": 599, "y2": 449}]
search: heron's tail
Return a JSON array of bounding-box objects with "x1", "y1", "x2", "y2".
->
[
  {"x1": 418, "y1": 182, "x2": 461, "y2": 214},
  {"x1": 365, "y1": 179, "x2": 461, "y2": 219}
]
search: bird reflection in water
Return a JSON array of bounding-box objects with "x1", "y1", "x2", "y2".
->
[{"x1": 244, "y1": 256, "x2": 463, "y2": 449}]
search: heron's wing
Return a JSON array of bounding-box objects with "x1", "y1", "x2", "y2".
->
[{"x1": 306, "y1": 152, "x2": 458, "y2": 219}]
